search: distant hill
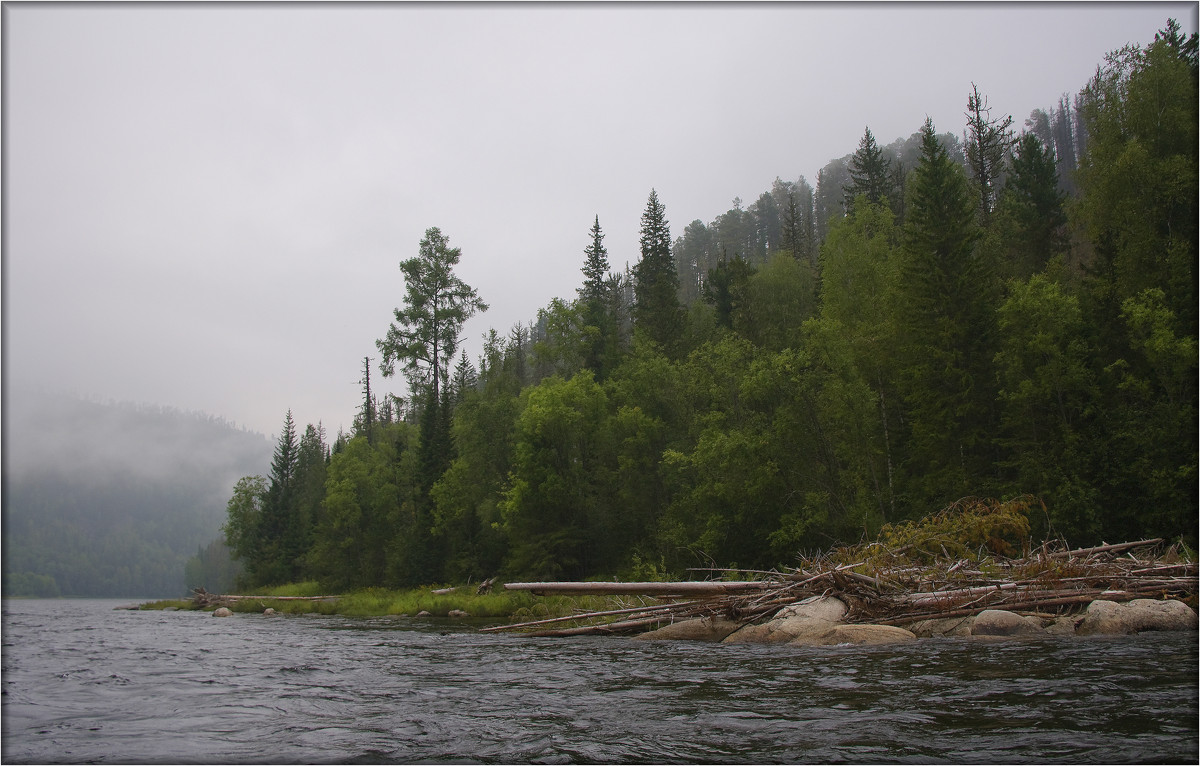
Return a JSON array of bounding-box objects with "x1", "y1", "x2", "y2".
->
[{"x1": 3, "y1": 389, "x2": 272, "y2": 597}]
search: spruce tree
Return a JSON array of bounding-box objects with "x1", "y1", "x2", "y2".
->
[
  {"x1": 578, "y1": 216, "x2": 614, "y2": 375},
  {"x1": 257, "y1": 410, "x2": 300, "y2": 585},
  {"x1": 844, "y1": 127, "x2": 895, "y2": 212},
  {"x1": 999, "y1": 132, "x2": 1068, "y2": 277},
  {"x1": 632, "y1": 189, "x2": 683, "y2": 352},
  {"x1": 898, "y1": 118, "x2": 997, "y2": 505}
]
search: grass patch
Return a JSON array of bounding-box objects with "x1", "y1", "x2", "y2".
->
[{"x1": 138, "y1": 584, "x2": 645, "y2": 622}]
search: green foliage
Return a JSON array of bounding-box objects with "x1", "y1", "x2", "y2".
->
[
  {"x1": 843, "y1": 126, "x2": 895, "y2": 212},
  {"x1": 897, "y1": 117, "x2": 1000, "y2": 507},
  {"x1": 876, "y1": 496, "x2": 1034, "y2": 561},
  {"x1": 633, "y1": 189, "x2": 684, "y2": 353},
  {"x1": 377, "y1": 227, "x2": 489, "y2": 405},
  {"x1": 215, "y1": 24, "x2": 1196, "y2": 592},
  {"x1": 732, "y1": 253, "x2": 818, "y2": 352}
]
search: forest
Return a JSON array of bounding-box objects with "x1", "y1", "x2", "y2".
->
[
  {"x1": 3, "y1": 394, "x2": 271, "y2": 597},
  {"x1": 208, "y1": 22, "x2": 1197, "y2": 593}
]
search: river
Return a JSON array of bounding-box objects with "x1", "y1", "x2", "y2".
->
[{"x1": 2, "y1": 598, "x2": 1196, "y2": 764}]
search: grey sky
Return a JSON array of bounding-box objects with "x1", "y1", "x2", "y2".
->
[{"x1": 5, "y1": 3, "x2": 1194, "y2": 439}]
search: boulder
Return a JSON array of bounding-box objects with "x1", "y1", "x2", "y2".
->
[
  {"x1": 901, "y1": 616, "x2": 976, "y2": 638},
  {"x1": 416, "y1": 610, "x2": 432, "y2": 618},
  {"x1": 971, "y1": 610, "x2": 1045, "y2": 637},
  {"x1": 1044, "y1": 615, "x2": 1080, "y2": 636},
  {"x1": 634, "y1": 616, "x2": 743, "y2": 642},
  {"x1": 723, "y1": 596, "x2": 847, "y2": 644},
  {"x1": 789, "y1": 623, "x2": 917, "y2": 647},
  {"x1": 1077, "y1": 598, "x2": 1198, "y2": 635},
  {"x1": 448, "y1": 609, "x2": 471, "y2": 618},
  {"x1": 263, "y1": 608, "x2": 277, "y2": 615},
  {"x1": 212, "y1": 607, "x2": 233, "y2": 617}
]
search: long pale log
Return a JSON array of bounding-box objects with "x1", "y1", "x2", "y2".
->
[
  {"x1": 504, "y1": 581, "x2": 774, "y2": 596},
  {"x1": 1047, "y1": 539, "x2": 1163, "y2": 559},
  {"x1": 479, "y1": 601, "x2": 700, "y2": 633},
  {"x1": 525, "y1": 614, "x2": 680, "y2": 637}
]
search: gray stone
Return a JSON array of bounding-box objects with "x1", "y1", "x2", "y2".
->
[
  {"x1": 971, "y1": 609, "x2": 1045, "y2": 637},
  {"x1": 212, "y1": 607, "x2": 233, "y2": 617},
  {"x1": 723, "y1": 596, "x2": 847, "y2": 644},
  {"x1": 901, "y1": 616, "x2": 976, "y2": 638},
  {"x1": 448, "y1": 609, "x2": 471, "y2": 618},
  {"x1": 1077, "y1": 598, "x2": 1197, "y2": 635},
  {"x1": 1044, "y1": 615, "x2": 1080, "y2": 635},
  {"x1": 634, "y1": 616, "x2": 743, "y2": 642},
  {"x1": 416, "y1": 610, "x2": 432, "y2": 618},
  {"x1": 789, "y1": 623, "x2": 918, "y2": 647},
  {"x1": 263, "y1": 608, "x2": 277, "y2": 615}
]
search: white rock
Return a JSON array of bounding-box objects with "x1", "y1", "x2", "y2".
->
[{"x1": 212, "y1": 607, "x2": 233, "y2": 617}]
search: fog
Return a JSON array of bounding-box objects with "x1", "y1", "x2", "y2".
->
[{"x1": 4, "y1": 3, "x2": 1193, "y2": 439}]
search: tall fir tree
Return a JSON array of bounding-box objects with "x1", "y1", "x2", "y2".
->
[
  {"x1": 897, "y1": 118, "x2": 998, "y2": 507},
  {"x1": 632, "y1": 189, "x2": 683, "y2": 352},
  {"x1": 843, "y1": 126, "x2": 895, "y2": 212},
  {"x1": 998, "y1": 132, "x2": 1068, "y2": 278},
  {"x1": 257, "y1": 410, "x2": 301, "y2": 585},
  {"x1": 578, "y1": 216, "x2": 615, "y2": 376}
]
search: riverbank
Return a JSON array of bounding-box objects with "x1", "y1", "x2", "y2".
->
[{"x1": 139, "y1": 583, "x2": 632, "y2": 622}]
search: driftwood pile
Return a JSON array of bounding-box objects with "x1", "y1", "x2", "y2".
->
[{"x1": 485, "y1": 538, "x2": 1197, "y2": 637}]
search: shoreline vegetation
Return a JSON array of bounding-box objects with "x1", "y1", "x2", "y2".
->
[
  {"x1": 143, "y1": 500, "x2": 1198, "y2": 641},
  {"x1": 197, "y1": 20, "x2": 1198, "y2": 611}
]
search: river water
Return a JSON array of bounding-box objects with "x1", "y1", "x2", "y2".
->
[{"x1": 2, "y1": 599, "x2": 1196, "y2": 764}]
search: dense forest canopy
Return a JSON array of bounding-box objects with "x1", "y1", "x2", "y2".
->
[{"x1": 206, "y1": 22, "x2": 1196, "y2": 592}]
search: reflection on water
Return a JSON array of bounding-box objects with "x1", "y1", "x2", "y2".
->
[{"x1": 2, "y1": 599, "x2": 1197, "y2": 764}]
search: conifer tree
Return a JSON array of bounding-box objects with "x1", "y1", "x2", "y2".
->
[
  {"x1": 898, "y1": 118, "x2": 997, "y2": 505},
  {"x1": 999, "y1": 132, "x2": 1068, "y2": 277},
  {"x1": 578, "y1": 216, "x2": 614, "y2": 375},
  {"x1": 256, "y1": 410, "x2": 300, "y2": 584},
  {"x1": 377, "y1": 227, "x2": 488, "y2": 413},
  {"x1": 844, "y1": 127, "x2": 895, "y2": 212},
  {"x1": 965, "y1": 83, "x2": 1015, "y2": 224},
  {"x1": 632, "y1": 189, "x2": 683, "y2": 352}
]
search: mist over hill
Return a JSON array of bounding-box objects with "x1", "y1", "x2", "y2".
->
[{"x1": 3, "y1": 387, "x2": 272, "y2": 597}]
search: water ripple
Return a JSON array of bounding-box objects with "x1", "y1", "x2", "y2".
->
[{"x1": 2, "y1": 599, "x2": 1196, "y2": 764}]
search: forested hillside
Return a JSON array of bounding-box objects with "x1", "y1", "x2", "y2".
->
[
  {"x1": 3, "y1": 391, "x2": 272, "y2": 597},
  {"x1": 219, "y1": 22, "x2": 1197, "y2": 592}
]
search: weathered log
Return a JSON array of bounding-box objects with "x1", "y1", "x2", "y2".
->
[
  {"x1": 1047, "y1": 539, "x2": 1163, "y2": 559},
  {"x1": 503, "y1": 581, "x2": 774, "y2": 596},
  {"x1": 479, "y1": 601, "x2": 700, "y2": 633},
  {"x1": 525, "y1": 614, "x2": 680, "y2": 637}
]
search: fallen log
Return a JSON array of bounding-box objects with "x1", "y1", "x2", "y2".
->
[
  {"x1": 479, "y1": 600, "x2": 701, "y2": 633},
  {"x1": 1047, "y1": 539, "x2": 1164, "y2": 559},
  {"x1": 503, "y1": 581, "x2": 775, "y2": 596}
]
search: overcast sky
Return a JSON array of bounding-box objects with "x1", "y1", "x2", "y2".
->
[{"x1": 5, "y1": 2, "x2": 1194, "y2": 440}]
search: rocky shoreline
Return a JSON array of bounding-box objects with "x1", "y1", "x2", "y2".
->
[{"x1": 632, "y1": 594, "x2": 1199, "y2": 645}]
